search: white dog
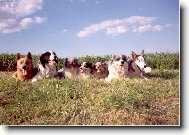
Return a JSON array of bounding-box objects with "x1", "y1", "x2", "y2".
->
[{"x1": 105, "y1": 55, "x2": 128, "y2": 82}]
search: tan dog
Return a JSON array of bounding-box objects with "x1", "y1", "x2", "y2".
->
[{"x1": 13, "y1": 52, "x2": 33, "y2": 81}]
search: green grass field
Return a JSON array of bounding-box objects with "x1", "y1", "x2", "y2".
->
[{"x1": 0, "y1": 69, "x2": 179, "y2": 125}]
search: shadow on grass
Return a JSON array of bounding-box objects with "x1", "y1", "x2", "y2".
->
[{"x1": 145, "y1": 70, "x2": 179, "y2": 80}]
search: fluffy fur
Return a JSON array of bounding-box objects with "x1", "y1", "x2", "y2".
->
[
  {"x1": 127, "y1": 50, "x2": 152, "y2": 78},
  {"x1": 32, "y1": 51, "x2": 58, "y2": 82},
  {"x1": 79, "y1": 62, "x2": 93, "y2": 79},
  {"x1": 92, "y1": 62, "x2": 108, "y2": 79},
  {"x1": 13, "y1": 52, "x2": 33, "y2": 81},
  {"x1": 59, "y1": 57, "x2": 80, "y2": 78},
  {"x1": 105, "y1": 55, "x2": 128, "y2": 82}
]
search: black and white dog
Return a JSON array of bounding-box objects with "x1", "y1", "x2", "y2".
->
[
  {"x1": 32, "y1": 51, "x2": 58, "y2": 82},
  {"x1": 79, "y1": 62, "x2": 93, "y2": 79}
]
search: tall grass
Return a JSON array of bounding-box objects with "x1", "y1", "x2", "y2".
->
[
  {"x1": 0, "y1": 70, "x2": 179, "y2": 125},
  {"x1": 0, "y1": 52, "x2": 179, "y2": 71}
]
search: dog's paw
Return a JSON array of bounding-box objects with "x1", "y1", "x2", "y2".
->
[{"x1": 31, "y1": 78, "x2": 37, "y2": 83}]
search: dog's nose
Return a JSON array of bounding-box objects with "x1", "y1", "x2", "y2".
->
[
  {"x1": 23, "y1": 65, "x2": 26, "y2": 69},
  {"x1": 121, "y1": 61, "x2": 124, "y2": 64}
]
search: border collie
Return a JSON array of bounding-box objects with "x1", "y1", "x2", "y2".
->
[{"x1": 32, "y1": 51, "x2": 58, "y2": 82}]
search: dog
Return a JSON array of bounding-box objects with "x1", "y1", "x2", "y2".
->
[
  {"x1": 92, "y1": 62, "x2": 108, "y2": 79},
  {"x1": 79, "y1": 62, "x2": 93, "y2": 79},
  {"x1": 105, "y1": 54, "x2": 128, "y2": 82},
  {"x1": 12, "y1": 52, "x2": 33, "y2": 81},
  {"x1": 59, "y1": 57, "x2": 80, "y2": 78},
  {"x1": 32, "y1": 51, "x2": 58, "y2": 82},
  {"x1": 127, "y1": 50, "x2": 152, "y2": 78}
]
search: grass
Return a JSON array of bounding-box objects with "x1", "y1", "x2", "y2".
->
[{"x1": 0, "y1": 69, "x2": 179, "y2": 125}]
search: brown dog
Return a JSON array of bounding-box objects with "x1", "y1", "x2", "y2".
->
[
  {"x1": 92, "y1": 62, "x2": 109, "y2": 79},
  {"x1": 12, "y1": 52, "x2": 33, "y2": 81}
]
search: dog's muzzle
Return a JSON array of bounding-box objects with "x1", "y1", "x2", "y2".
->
[{"x1": 49, "y1": 60, "x2": 57, "y2": 65}]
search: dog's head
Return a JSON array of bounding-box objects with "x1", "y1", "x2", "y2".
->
[
  {"x1": 111, "y1": 54, "x2": 127, "y2": 67},
  {"x1": 79, "y1": 62, "x2": 93, "y2": 74},
  {"x1": 64, "y1": 57, "x2": 80, "y2": 69},
  {"x1": 16, "y1": 52, "x2": 33, "y2": 76},
  {"x1": 93, "y1": 62, "x2": 108, "y2": 74},
  {"x1": 130, "y1": 50, "x2": 151, "y2": 73},
  {"x1": 40, "y1": 51, "x2": 58, "y2": 68}
]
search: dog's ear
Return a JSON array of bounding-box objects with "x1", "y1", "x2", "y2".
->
[
  {"x1": 141, "y1": 50, "x2": 144, "y2": 56},
  {"x1": 92, "y1": 63, "x2": 96, "y2": 70},
  {"x1": 111, "y1": 55, "x2": 116, "y2": 60},
  {"x1": 16, "y1": 53, "x2": 22, "y2": 60},
  {"x1": 87, "y1": 62, "x2": 93, "y2": 73},
  {"x1": 40, "y1": 54, "x2": 46, "y2": 68},
  {"x1": 27, "y1": 52, "x2": 32, "y2": 60},
  {"x1": 87, "y1": 62, "x2": 93, "y2": 69},
  {"x1": 121, "y1": 55, "x2": 127, "y2": 61},
  {"x1": 111, "y1": 55, "x2": 117, "y2": 63},
  {"x1": 102, "y1": 62, "x2": 108, "y2": 69},
  {"x1": 131, "y1": 51, "x2": 136, "y2": 59},
  {"x1": 78, "y1": 62, "x2": 81, "y2": 67},
  {"x1": 64, "y1": 58, "x2": 68, "y2": 67},
  {"x1": 55, "y1": 57, "x2": 58, "y2": 65},
  {"x1": 73, "y1": 58, "x2": 78, "y2": 62}
]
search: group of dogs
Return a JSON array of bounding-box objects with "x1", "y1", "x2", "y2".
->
[{"x1": 12, "y1": 50, "x2": 152, "y2": 83}]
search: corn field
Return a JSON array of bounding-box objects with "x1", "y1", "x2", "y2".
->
[{"x1": 0, "y1": 52, "x2": 179, "y2": 71}]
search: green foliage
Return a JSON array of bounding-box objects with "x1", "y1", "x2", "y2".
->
[
  {"x1": 0, "y1": 70, "x2": 179, "y2": 125},
  {"x1": 0, "y1": 52, "x2": 179, "y2": 71},
  {"x1": 0, "y1": 53, "x2": 16, "y2": 71},
  {"x1": 145, "y1": 52, "x2": 179, "y2": 70}
]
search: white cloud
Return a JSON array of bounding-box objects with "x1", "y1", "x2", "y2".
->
[
  {"x1": 76, "y1": 16, "x2": 171, "y2": 38},
  {"x1": 35, "y1": 17, "x2": 47, "y2": 24},
  {"x1": 106, "y1": 26, "x2": 128, "y2": 36},
  {"x1": 133, "y1": 24, "x2": 162, "y2": 33},
  {"x1": 133, "y1": 24, "x2": 171, "y2": 33},
  {"x1": 0, "y1": 17, "x2": 46, "y2": 34},
  {"x1": 0, "y1": 0, "x2": 45, "y2": 34},
  {"x1": 0, "y1": 0, "x2": 43, "y2": 18}
]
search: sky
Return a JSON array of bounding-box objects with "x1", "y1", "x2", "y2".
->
[{"x1": 0, "y1": 0, "x2": 179, "y2": 57}]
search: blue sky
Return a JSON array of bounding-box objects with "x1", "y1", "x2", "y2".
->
[{"x1": 0, "y1": 0, "x2": 179, "y2": 57}]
